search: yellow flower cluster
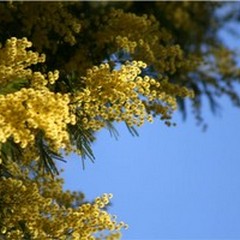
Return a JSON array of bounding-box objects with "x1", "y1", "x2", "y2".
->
[
  {"x1": 96, "y1": 8, "x2": 186, "y2": 74},
  {"x1": 0, "y1": 37, "x2": 45, "y2": 88},
  {"x1": 0, "y1": 88, "x2": 74, "y2": 150},
  {"x1": 0, "y1": 162, "x2": 125, "y2": 240},
  {"x1": 74, "y1": 61, "x2": 193, "y2": 130},
  {"x1": 0, "y1": 2, "x2": 81, "y2": 52},
  {"x1": 0, "y1": 37, "x2": 75, "y2": 151},
  {"x1": 0, "y1": 37, "x2": 61, "y2": 90},
  {"x1": 96, "y1": 9, "x2": 163, "y2": 50}
]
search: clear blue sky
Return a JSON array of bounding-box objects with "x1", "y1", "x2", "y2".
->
[{"x1": 59, "y1": 10, "x2": 240, "y2": 240}]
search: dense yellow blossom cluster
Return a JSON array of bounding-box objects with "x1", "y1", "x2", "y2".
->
[
  {"x1": 74, "y1": 61, "x2": 193, "y2": 130},
  {"x1": 0, "y1": 37, "x2": 62, "y2": 90},
  {"x1": 0, "y1": 88, "x2": 74, "y2": 150},
  {"x1": 0, "y1": 37, "x2": 44, "y2": 88},
  {"x1": 96, "y1": 8, "x2": 186, "y2": 74},
  {"x1": 0, "y1": 162, "x2": 125, "y2": 240},
  {"x1": 0, "y1": 37, "x2": 75, "y2": 152},
  {"x1": 0, "y1": 36, "x2": 193, "y2": 157},
  {"x1": 0, "y1": 2, "x2": 81, "y2": 52},
  {"x1": 97, "y1": 9, "x2": 164, "y2": 50},
  {"x1": 64, "y1": 7, "x2": 192, "y2": 76}
]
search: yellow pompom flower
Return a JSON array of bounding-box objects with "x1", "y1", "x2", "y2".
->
[{"x1": 74, "y1": 61, "x2": 193, "y2": 130}]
